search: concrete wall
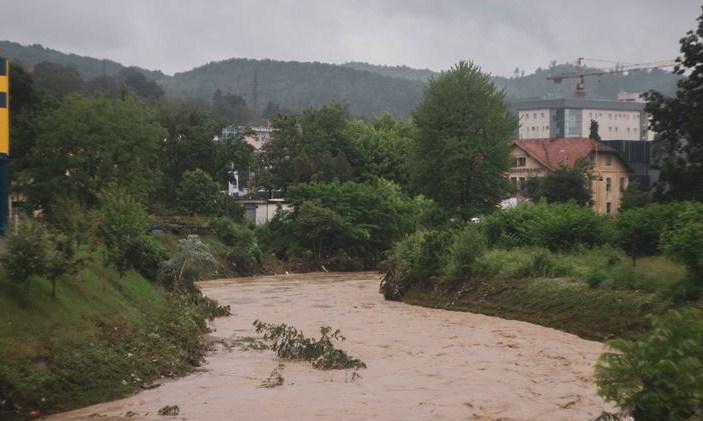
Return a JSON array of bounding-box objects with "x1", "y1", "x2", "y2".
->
[
  {"x1": 589, "y1": 151, "x2": 629, "y2": 216},
  {"x1": 518, "y1": 109, "x2": 550, "y2": 139},
  {"x1": 581, "y1": 109, "x2": 643, "y2": 141}
]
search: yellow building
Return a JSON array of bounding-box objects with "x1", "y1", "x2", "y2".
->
[{"x1": 509, "y1": 138, "x2": 630, "y2": 215}]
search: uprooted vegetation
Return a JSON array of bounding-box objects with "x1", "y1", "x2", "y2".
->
[
  {"x1": 260, "y1": 364, "x2": 286, "y2": 389},
  {"x1": 253, "y1": 320, "x2": 366, "y2": 370}
]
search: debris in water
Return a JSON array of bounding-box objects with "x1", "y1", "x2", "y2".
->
[
  {"x1": 260, "y1": 364, "x2": 285, "y2": 388},
  {"x1": 158, "y1": 405, "x2": 180, "y2": 416}
]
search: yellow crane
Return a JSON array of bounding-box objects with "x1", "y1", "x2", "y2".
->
[{"x1": 547, "y1": 57, "x2": 676, "y2": 97}]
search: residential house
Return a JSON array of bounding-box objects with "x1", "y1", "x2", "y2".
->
[{"x1": 510, "y1": 138, "x2": 630, "y2": 215}]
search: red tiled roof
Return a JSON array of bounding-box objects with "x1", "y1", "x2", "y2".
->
[{"x1": 513, "y1": 138, "x2": 619, "y2": 171}]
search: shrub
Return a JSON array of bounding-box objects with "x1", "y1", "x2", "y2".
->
[
  {"x1": 96, "y1": 190, "x2": 149, "y2": 278},
  {"x1": 285, "y1": 180, "x2": 430, "y2": 267},
  {"x1": 124, "y1": 236, "x2": 169, "y2": 282},
  {"x1": 158, "y1": 235, "x2": 217, "y2": 291},
  {"x1": 444, "y1": 224, "x2": 486, "y2": 279},
  {"x1": 253, "y1": 320, "x2": 366, "y2": 370},
  {"x1": 482, "y1": 201, "x2": 613, "y2": 251},
  {"x1": 211, "y1": 217, "x2": 261, "y2": 275},
  {"x1": 380, "y1": 229, "x2": 455, "y2": 300},
  {"x1": 659, "y1": 204, "x2": 703, "y2": 299},
  {"x1": 617, "y1": 203, "x2": 693, "y2": 265},
  {"x1": 596, "y1": 308, "x2": 703, "y2": 420},
  {"x1": 0, "y1": 219, "x2": 51, "y2": 286}
]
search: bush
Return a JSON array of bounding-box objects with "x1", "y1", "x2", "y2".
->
[
  {"x1": 284, "y1": 180, "x2": 431, "y2": 267},
  {"x1": 659, "y1": 204, "x2": 703, "y2": 299},
  {"x1": 0, "y1": 219, "x2": 51, "y2": 286},
  {"x1": 482, "y1": 201, "x2": 613, "y2": 251},
  {"x1": 596, "y1": 308, "x2": 703, "y2": 420},
  {"x1": 617, "y1": 202, "x2": 694, "y2": 264},
  {"x1": 444, "y1": 224, "x2": 486, "y2": 279},
  {"x1": 380, "y1": 229, "x2": 455, "y2": 300},
  {"x1": 158, "y1": 235, "x2": 217, "y2": 291},
  {"x1": 124, "y1": 236, "x2": 169, "y2": 282},
  {"x1": 211, "y1": 217, "x2": 261, "y2": 275},
  {"x1": 96, "y1": 190, "x2": 149, "y2": 278}
]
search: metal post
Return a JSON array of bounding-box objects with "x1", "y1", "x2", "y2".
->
[{"x1": 0, "y1": 57, "x2": 10, "y2": 236}]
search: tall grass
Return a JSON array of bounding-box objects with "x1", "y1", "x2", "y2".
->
[{"x1": 471, "y1": 246, "x2": 686, "y2": 293}]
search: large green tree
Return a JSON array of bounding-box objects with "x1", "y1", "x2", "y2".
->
[
  {"x1": 646, "y1": 7, "x2": 703, "y2": 201},
  {"x1": 20, "y1": 94, "x2": 165, "y2": 209},
  {"x1": 257, "y1": 104, "x2": 364, "y2": 190},
  {"x1": 410, "y1": 61, "x2": 516, "y2": 219},
  {"x1": 346, "y1": 114, "x2": 413, "y2": 188}
]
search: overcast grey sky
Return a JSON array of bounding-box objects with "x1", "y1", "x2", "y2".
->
[{"x1": 1, "y1": 0, "x2": 700, "y2": 76}]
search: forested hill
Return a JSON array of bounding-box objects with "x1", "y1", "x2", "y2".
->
[
  {"x1": 341, "y1": 61, "x2": 680, "y2": 100},
  {"x1": 0, "y1": 41, "x2": 165, "y2": 81},
  {"x1": 0, "y1": 40, "x2": 681, "y2": 118},
  {"x1": 341, "y1": 61, "x2": 436, "y2": 81},
  {"x1": 160, "y1": 58, "x2": 425, "y2": 118}
]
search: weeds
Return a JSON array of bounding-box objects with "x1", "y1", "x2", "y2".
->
[{"x1": 253, "y1": 320, "x2": 366, "y2": 370}]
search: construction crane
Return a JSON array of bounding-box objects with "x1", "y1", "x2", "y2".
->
[{"x1": 547, "y1": 57, "x2": 676, "y2": 97}]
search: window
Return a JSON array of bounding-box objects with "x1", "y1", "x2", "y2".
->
[
  {"x1": 608, "y1": 113, "x2": 612, "y2": 119},
  {"x1": 533, "y1": 113, "x2": 537, "y2": 119},
  {"x1": 525, "y1": 113, "x2": 529, "y2": 119},
  {"x1": 0, "y1": 92, "x2": 5, "y2": 109},
  {"x1": 510, "y1": 177, "x2": 518, "y2": 187},
  {"x1": 606, "y1": 202, "x2": 612, "y2": 214},
  {"x1": 605, "y1": 155, "x2": 612, "y2": 166},
  {"x1": 619, "y1": 177, "x2": 625, "y2": 192},
  {"x1": 606, "y1": 177, "x2": 612, "y2": 192},
  {"x1": 516, "y1": 157, "x2": 526, "y2": 167},
  {"x1": 540, "y1": 112, "x2": 545, "y2": 118},
  {"x1": 519, "y1": 177, "x2": 526, "y2": 190},
  {"x1": 0, "y1": 58, "x2": 5, "y2": 76}
]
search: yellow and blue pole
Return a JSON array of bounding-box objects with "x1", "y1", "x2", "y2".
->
[{"x1": 0, "y1": 57, "x2": 9, "y2": 235}]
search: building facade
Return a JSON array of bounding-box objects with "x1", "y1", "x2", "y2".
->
[
  {"x1": 509, "y1": 138, "x2": 630, "y2": 215},
  {"x1": 513, "y1": 98, "x2": 648, "y2": 141}
]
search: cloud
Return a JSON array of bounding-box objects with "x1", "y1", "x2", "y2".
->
[{"x1": 0, "y1": 0, "x2": 699, "y2": 76}]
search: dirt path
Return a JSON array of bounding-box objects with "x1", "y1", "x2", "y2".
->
[{"x1": 49, "y1": 272, "x2": 612, "y2": 420}]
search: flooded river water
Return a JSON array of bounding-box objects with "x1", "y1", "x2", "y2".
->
[{"x1": 50, "y1": 272, "x2": 611, "y2": 420}]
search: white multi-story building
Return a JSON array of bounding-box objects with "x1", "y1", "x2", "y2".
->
[{"x1": 513, "y1": 98, "x2": 648, "y2": 141}]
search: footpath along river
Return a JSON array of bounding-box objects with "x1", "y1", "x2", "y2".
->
[{"x1": 50, "y1": 272, "x2": 612, "y2": 421}]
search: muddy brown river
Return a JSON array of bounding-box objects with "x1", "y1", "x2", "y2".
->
[{"x1": 50, "y1": 272, "x2": 612, "y2": 420}]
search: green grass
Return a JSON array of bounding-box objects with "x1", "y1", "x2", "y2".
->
[
  {"x1": 0, "y1": 261, "x2": 212, "y2": 419},
  {"x1": 404, "y1": 276, "x2": 667, "y2": 341},
  {"x1": 398, "y1": 247, "x2": 690, "y2": 342},
  {"x1": 472, "y1": 247, "x2": 686, "y2": 293}
]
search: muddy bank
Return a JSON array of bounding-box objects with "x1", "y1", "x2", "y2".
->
[{"x1": 49, "y1": 272, "x2": 612, "y2": 420}]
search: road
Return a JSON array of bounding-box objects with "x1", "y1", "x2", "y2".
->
[{"x1": 50, "y1": 272, "x2": 612, "y2": 420}]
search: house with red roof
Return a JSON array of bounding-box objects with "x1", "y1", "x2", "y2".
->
[{"x1": 509, "y1": 138, "x2": 630, "y2": 215}]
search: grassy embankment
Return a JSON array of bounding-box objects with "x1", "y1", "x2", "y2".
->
[
  {"x1": 0, "y1": 258, "x2": 218, "y2": 420},
  {"x1": 401, "y1": 248, "x2": 690, "y2": 341}
]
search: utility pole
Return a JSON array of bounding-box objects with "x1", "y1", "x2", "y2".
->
[
  {"x1": 0, "y1": 57, "x2": 10, "y2": 236},
  {"x1": 252, "y1": 69, "x2": 259, "y2": 113}
]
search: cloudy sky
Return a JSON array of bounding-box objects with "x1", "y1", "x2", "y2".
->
[{"x1": 1, "y1": 0, "x2": 700, "y2": 76}]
